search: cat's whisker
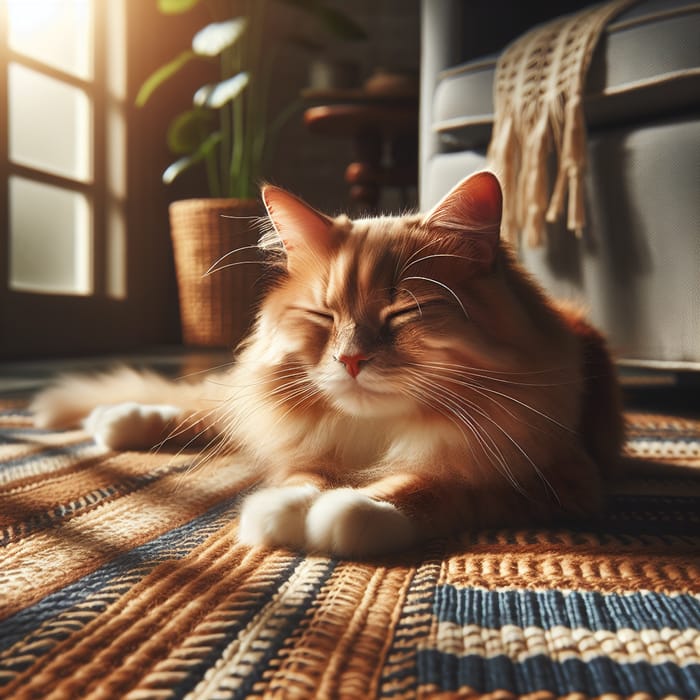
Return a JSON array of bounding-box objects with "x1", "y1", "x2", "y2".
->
[
  {"x1": 422, "y1": 369, "x2": 540, "y2": 432},
  {"x1": 218, "y1": 213, "x2": 263, "y2": 222},
  {"x1": 217, "y1": 368, "x2": 310, "y2": 391},
  {"x1": 400, "y1": 253, "x2": 479, "y2": 275},
  {"x1": 410, "y1": 378, "x2": 527, "y2": 495},
  {"x1": 395, "y1": 287, "x2": 423, "y2": 317},
  {"x1": 406, "y1": 371, "x2": 526, "y2": 495},
  {"x1": 217, "y1": 368, "x2": 320, "y2": 432},
  {"x1": 397, "y1": 381, "x2": 476, "y2": 458},
  {"x1": 401, "y1": 275, "x2": 470, "y2": 320},
  {"x1": 465, "y1": 381, "x2": 574, "y2": 433},
  {"x1": 203, "y1": 259, "x2": 267, "y2": 277},
  {"x1": 417, "y1": 366, "x2": 574, "y2": 433},
  {"x1": 396, "y1": 238, "x2": 443, "y2": 279},
  {"x1": 175, "y1": 362, "x2": 237, "y2": 382},
  {"x1": 416, "y1": 373, "x2": 572, "y2": 496},
  {"x1": 226, "y1": 372, "x2": 319, "y2": 416},
  {"x1": 451, "y1": 382, "x2": 564, "y2": 501},
  {"x1": 157, "y1": 408, "x2": 216, "y2": 448},
  {"x1": 147, "y1": 406, "x2": 210, "y2": 454},
  {"x1": 205, "y1": 244, "x2": 261, "y2": 275},
  {"x1": 181, "y1": 430, "x2": 231, "y2": 479},
  {"x1": 455, "y1": 393, "x2": 559, "y2": 502},
  {"x1": 265, "y1": 380, "x2": 317, "y2": 405},
  {"x1": 416, "y1": 359, "x2": 575, "y2": 380},
  {"x1": 271, "y1": 386, "x2": 323, "y2": 423},
  {"x1": 269, "y1": 379, "x2": 319, "y2": 406},
  {"x1": 156, "y1": 405, "x2": 225, "y2": 462},
  {"x1": 408, "y1": 370, "x2": 552, "y2": 499}
]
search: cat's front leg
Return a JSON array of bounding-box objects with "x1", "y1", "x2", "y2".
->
[
  {"x1": 238, "y1": 484, "x2": 321, "y2": 551},
  {"x1": 236, "y1": 477, "x2": 415, "y2": 557},
  {"x1": 305, "y1": 488, "x2": 415, "y2": 558}
]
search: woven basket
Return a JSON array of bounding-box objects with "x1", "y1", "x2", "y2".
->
[{"x1": 169, "y1": 198, "x2": 261, "y2": 348}]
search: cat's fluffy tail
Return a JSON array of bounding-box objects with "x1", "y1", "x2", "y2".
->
[{"x1": 31, "y1": 367, "x2": 207, "y2": 430}]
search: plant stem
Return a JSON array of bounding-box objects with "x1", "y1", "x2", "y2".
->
[
  {"x1": 245, "y1": 0, "x2": 268, "y2": 196},
  {"x1": 229, "y1": 1, "x2": 247, "y2": 197},
  {"x1": 221, "y1": 49, "x2": 233, "y2": 195},
  {"x1": 231, "y1": 79, "x2": 245, "y2": 196},
  {"x1": 205, "y1": 152, "x2": 222, "y2": 197}
]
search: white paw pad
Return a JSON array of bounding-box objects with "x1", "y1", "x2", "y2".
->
[
  {"x1": 84, "y1": 403, "x2": 181, "y2": 450},
  {"x1": 305, "y1": 489, "x2": 414, "y2": 557},
  {"x1": 238, "y1": 485, "x2": 320, "y2": 550}
]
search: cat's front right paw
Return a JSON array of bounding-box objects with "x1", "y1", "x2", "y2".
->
[
  {"x1": 238, "y1": 485, "x2": 320, "y2": 550},
  {"x1": 306, "y1": 489, "x2": 415, "y2": 558},
  {"x1": 84, "y1": 403, "x2": 181, "y2": 450}
]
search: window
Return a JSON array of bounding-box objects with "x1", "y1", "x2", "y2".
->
[{"x1": 0, "y1": 0, "x2": 129, "y2": 356}]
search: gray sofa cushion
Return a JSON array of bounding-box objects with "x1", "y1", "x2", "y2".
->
[
  {"x1": 433, "y1": 1, "x2": 700, "y2": 149},
  {"x1": 420, "y1": 0, "x2": 700, "y2": 369}
]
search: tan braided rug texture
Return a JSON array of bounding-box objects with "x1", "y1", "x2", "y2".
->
[
  {"x1": 0, "y1": 403, "x2": 699, "y2": 699},
  {"x1": 487, "y1": 0, "x2": 636, "y2": 247}
]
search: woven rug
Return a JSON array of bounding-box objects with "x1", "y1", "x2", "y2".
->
[{"x1": 0, "y1": 402, "x2": 699, "y2": 699}]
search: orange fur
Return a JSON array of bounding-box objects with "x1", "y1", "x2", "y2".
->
[{"x1": 32, "y1": 172, "x2": 623, "y2": 556}]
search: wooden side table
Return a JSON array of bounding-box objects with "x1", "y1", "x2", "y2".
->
[{"x1": 303, "y1": 90, "x2": 418, "y2": 214}]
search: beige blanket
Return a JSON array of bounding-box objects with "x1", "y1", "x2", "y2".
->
[{"x1": 488, "y1": 0, "x2": 636, "y2": 247}]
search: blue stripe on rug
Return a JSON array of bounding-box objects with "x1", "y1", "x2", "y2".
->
[
  {"x1": 417, "y1": 650, "x2": 700, "y2": 697},
  {"x1": 0, "y1": 440, "x2": 95, "y2": 472},
  {"x1": 168, "y1": 558, "x2": 337, "y2": 700},
  {"x1": 433, "y1": 585, "x2": 700, "y2": 632},
  {"x1": 0, "y1": 409, "x2": 32, "y2": 418},
  {"x1": 0, "y1": 495, "x2": 243, "y2": 657},
  {"x1": 0, "y1": 427, "x2": 56, "y2": 438},
  {"x1": 1, "y1": 462, "x2": 194, "y2": 547}
]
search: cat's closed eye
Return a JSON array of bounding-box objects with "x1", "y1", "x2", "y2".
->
[
  {"x1": 384, "y1": 299, "x2": 450, "y2": 328},
  {"x1": 295, "y1": 307, "x2": 334, "y2": 325},
  {"x1": 385, "y1": 306, "x2": 422, "y2": 328}
]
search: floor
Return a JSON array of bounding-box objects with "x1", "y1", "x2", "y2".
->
[
  {"x1": 0, "y1": 346, "x2": 232, "y2": 399},
  {"x1": 0, "y1": 346, "x2": 697, "y2": 417}
]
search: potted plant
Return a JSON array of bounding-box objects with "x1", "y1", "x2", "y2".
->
[{"x1": 137, "y1": 0, "x2": 365, "y2": 347}]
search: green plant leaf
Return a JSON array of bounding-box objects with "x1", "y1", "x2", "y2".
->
[
  {"x1": 199, "y1": 72, "x2": 249, "y2": 108},
  {"x1": 162, "y1": 131, "x2": 223, "y2": 184},
  {"x1": 157, "y1": 0, "x2": 202, "y2": 13},
  {"x1": 135, "y1": 49, "x2": 197, "y2": 107},
  {"x1": 277, "y1": 0, "x2": 367, "y2": 40},
  {"x1": 192, "y1": 18, "x2": 247, "y2": 56},
  {"x1": 192, "y1": 84, "x2": 215, "y2": 108},
  {"x1": 166, "y1": 109, "x2": 214, "y2": 154}
]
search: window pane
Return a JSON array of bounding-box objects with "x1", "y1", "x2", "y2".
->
[
  {"x1": 107, "y1": 0, "x2": 126, "y2": 101},
  {"x1": 106, "y1": 203, "x2": 126, "y2": 299},
  {"x1": 7, "y1": 0, "x2": 92, "y2": 80},
  {"x1": 9, "y1": 63, "x2": 92, "y2": 182},
  {"x1": 10, "y1": 177, "x2": 92, "y2": 295}
]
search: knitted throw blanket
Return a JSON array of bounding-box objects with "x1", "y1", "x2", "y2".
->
[{"x1": 487, "y1": 0, "x2": 636, "y2": 247}]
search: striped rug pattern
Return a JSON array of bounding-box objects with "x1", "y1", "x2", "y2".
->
[{"x1": 0, "y1": 405, "x2": 698, "y2": 699}]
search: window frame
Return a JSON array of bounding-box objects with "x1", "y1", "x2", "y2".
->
[{"x1": 0, "y1": 0, "x2": 180, "y2": 359}]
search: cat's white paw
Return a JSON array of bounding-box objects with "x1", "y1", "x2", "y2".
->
[
  {"x1": 238, "y1": 485, "x2": 320, "y2": 550},
  {"x1": 84, "y1": 403, "x2": 181, "y2": 450},
  {"x1": 305, "y1": 488, "x2": 414, "y2": 558}
]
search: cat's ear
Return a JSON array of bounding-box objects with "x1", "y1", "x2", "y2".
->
[
  {"x1": 262, "y1": 185, "x2": 335, "y2": 270},
  {"x1": 422, "y1": 171, "x2": 502, "y2": 267}
]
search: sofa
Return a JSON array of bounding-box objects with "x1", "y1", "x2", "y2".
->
[{"x1": 420, "y1": 0, "x2": 700, "y2": 370}]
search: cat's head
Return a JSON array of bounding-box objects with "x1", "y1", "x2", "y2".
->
[{"x1": 255, "y1": 171, "x2": 504, "y2": 418}]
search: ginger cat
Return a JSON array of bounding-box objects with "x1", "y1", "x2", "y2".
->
[{"x1": 32, "y1": 172, "x2": 623, "y2": 557}]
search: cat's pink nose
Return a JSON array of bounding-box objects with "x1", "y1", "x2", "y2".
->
[{"x1": 336, "y1": 353, "x2": 368, "y2": 378}]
